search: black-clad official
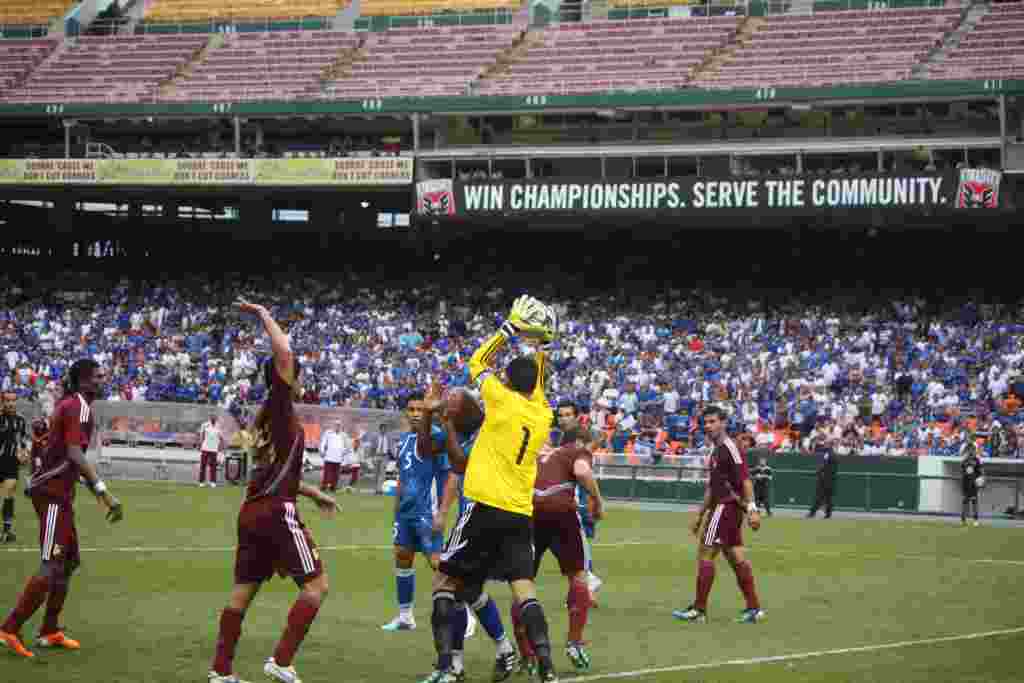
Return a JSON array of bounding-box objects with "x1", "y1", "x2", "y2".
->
[
  {"x1": 751, "y1": 457, "x2": 773, "y2": 516},
  {"x1": 807, "y1": 438, "x2": 839, "y2": 519}
]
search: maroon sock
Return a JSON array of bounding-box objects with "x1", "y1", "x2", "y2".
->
[
  {"x1": 694, "y1": 560, "x2": 716, "y2": 611},
  {"x1": 212, "y1": 608, "x2": 245, "y2": 676},
  {"x1": 273, "y1": 594, "x2": 321, "y2": 667},
  {"x1": 40, "y1": 576, "x2": 69, "y2": 636},
  {"x1": 734, "y1": 560, "x2": 761, "y2": 610},
  {"x1": 566, "y1": 579, "x2": 591, "y2": 643},
  {"x1": 350, "y1": 468, "x2": 360, "y2": 486},
  {"x1": 2, "y1": 575, "x2": 49, "y2": 635},
  {"x1": 510, "y1": 600, "x2": 534, "y2": 658}
]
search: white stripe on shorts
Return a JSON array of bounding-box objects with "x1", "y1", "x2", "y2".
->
[
  {"x1": 704, "y1": 504, "x2": 724, "y2": 547},
  {"x1": 441, "y1": 501, "x2": 475, "y2": 562},
  {"x1": 42, "y1": 503, "x2": 58, "y2": 561},
  {"x1": 284, "y1": 502, "x2": 315, "y2": 575}
]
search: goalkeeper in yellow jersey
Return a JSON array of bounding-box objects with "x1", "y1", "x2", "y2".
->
[{"x1": 419, "y1": 296, "x2": 559, "y2": 683}]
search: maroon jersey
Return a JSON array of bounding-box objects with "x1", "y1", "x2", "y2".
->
[
  {"x1": 707, "y1": 436, "x2": 749, "y2": 506},
  {"x1": 533, "y1": 445, "x2": 592, "y2": 515},
  {"x1": 245, "y1": 362, "x2": 304, "y2": 503},
  {"x1": 29, "y1": 394, "x2": 94, "y2": 502}
]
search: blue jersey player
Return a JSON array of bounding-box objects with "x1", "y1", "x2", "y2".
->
[{"x1": 382, "y1": 391, "x2": 451, "y2": 632}]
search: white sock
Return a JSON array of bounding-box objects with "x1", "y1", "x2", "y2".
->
[
  {"x1": 399, "y1": 606, "x2": 413, "y2": 621},
  {"x1": 496, "y1": 636, "x2": 514, "y2": 655},
  {"x1": 453, "y1": 651, "x2": 464, "y2": 673}
]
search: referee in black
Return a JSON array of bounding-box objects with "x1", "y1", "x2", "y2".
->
[
  {"x1": 960, "y1": 436, "x2": 984, "y2": 527},
  {"x1": 0, "y1": 390, "x2": 30, "y2": 543},
  {"x1": 751, "y1": 455, "x2": 774, "y2": 516},
  {"x1": 808, "y1": 436, "x2": 839, "y2": 519}
]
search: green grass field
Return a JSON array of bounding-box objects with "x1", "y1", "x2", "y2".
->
[{"x1": 2, "y1": 481, "x2": 1023, "y2": 683}]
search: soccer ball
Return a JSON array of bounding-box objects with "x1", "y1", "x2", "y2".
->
[
  {"x1": 381, "y1": 480, "x2": 398, "y2": 496},
  {"x1": 975, "y1": 476, "x2": 986, "y2": 489}
]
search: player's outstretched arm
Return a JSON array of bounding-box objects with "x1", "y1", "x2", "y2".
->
[
  {"x1": 236, "y1": 298, "x2": 295, "y2": 384},
  {"x1": 435, "y1": 472, "x2": 460, "y2": 533},
  {"x1": 573, "y1": 459, "x2": 605, "y2": 521},
  {"x1": 299, "y1": 481, "x2": 341, "y2": 518},
  {"x1": 67, "y1": 444, "x2": 123, "y2": 523}
]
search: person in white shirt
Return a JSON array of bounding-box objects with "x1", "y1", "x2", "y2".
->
[
  {"x1": 319, "y1": 422, "x2": 355, "y2": 492},
  {"x1": 197, "y1": 416, "x2": 224, "y2": 488}
]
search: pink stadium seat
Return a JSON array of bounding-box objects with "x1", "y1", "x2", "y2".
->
[{"x1": 926, "y1": 3, "x2": 1024, "y2": 81}]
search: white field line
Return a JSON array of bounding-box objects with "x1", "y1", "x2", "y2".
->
[
  {"x1": 1, "y1": 539, "x2": 1024, "y2": 567},
  {"x1": 564, "y1": 626, "x2": 1024, "y2": 682}
]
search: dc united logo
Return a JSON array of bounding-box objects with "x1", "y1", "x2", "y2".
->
[
  {"x1": 416, "y1": 180, "x2": 456, "y2": 217},
  {"x1": 956, "y1": 168, "x2": 1002, "y2": 209}
]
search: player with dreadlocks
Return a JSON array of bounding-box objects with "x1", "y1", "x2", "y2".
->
[{"x1": 1, "y1": 359, "x2": 124, "y2": 659}]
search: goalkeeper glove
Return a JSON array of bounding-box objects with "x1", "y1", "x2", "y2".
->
[{"x1": 503, "y1": 295, "x2": 555, "y2": 343}]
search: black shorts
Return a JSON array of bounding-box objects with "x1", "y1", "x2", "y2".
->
[
  {"x1": 962, "y1": 481, "x2": 978, "y2": 501},
  {"x1": 0, "y1": 457, "x2": 19, "y2": 482},
  {"x1": 439, "y1": 501, "x2": 534, "y2": 585}
]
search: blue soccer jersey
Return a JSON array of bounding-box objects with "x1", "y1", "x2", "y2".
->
[
  {"x1": 396, "y1": 426, "x2": 449, "y2": 519},
  {"x1": 576, "y1": 484, "x2": 596, "y2": 539}
]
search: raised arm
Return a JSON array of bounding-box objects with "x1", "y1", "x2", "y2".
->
[{"x1": 236, "y1": 298, "x2": 295, "y2": 385}]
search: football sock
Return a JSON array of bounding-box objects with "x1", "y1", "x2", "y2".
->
[
  {"x1": 567, "y1": 578, "x2": 591, "y2": 643},
  {"x1": 518, "y1": 598, "x2": 552, "y2": 663},
  {"x1": 397, "y1": 567, "x2": 415, "y2": 618},
  {"x1": 349, "y1": 467, "x2": 360, "y2": 486},
  {"x1": 961, "y1": 501, "x2": 968, "y2": 522},
  {"x1": 431, "y1": 591, "x2": 456, "y2": 672},
  {"x1": 973, "y1": 500, "x2": 980, "y2": 521},
  {"x1": 40, "y1": 573, "x2": 69, "y2": 635},
  {"x1": 734, "y1": 560, "x2": 761, "y2": 610},
  {"x1": 695, "y1": 559, "x2": 716, "y2": 611},
  {"x1": 2, "y1": 575, "x2": 49, "y2": 635},
  {"x1": 471, "y1": 593, "x2": 507, "y2": 643},
  {"x1": 451, "y1": 601, "x2": 468, "y2": 654},
  {"x1": 273, "y1": 593, "x2": 321, "y2": 667},
  {"x1": 2, "y1": 497, "x2": 13, "y2": 532},
  {"x1": 510, "y1": 600, "x2": 534, "y2": 658},
  {"x1": 212, "y1": 607, "x2": 245, "y2": 675}
]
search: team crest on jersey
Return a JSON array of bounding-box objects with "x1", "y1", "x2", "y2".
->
[
  {"x1": 416, "y1": 179, "x2": 456, "y2": 216},
  {"x1": 52, "y1": 544, "x2": 62, "y2": 558},
  {"x1": 955, "y1": 168, "x2": 1002, "y2": 209}
]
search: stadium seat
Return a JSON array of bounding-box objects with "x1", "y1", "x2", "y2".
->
[
  {"x1": 0, "y1": 0, "x2": 77, "y2": 26},
  {"x1": 359, "y1": 0, "x2": 520, "y2": 16},
  {"x1": 0, "y1": 40, "x2": 57, "y2": 94},
  {"x1": 696, "y1": 7, "x2": 962, "y2": 89},
  {"x1": 926, "y1": 4, "x2": 1024, "y2": 81},
  {"x1": 144, "y1": 0, "x2": 349, "y2": 23}
]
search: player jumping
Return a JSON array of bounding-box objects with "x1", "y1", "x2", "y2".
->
[
  {"x1": 422, "y1": 295, "x2": 560, "y2": 683},
  {"x1": 1, "y1": 360, "x2": 124, "y2": 659},
  {"x1": 515, "y1": 400, "x2": 605, "y2": 673},
  {"x1": 434, "y1": 387, "x2": 519, "y2": 682},
  {"x1": 208, "y1": 299, "x2": 340, "y2": 683},
  {"x1": 673, "y1": 406, "x2": 764, "y2": 625}
]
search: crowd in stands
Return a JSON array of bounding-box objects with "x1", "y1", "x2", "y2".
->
[{"x1": 2, "y1": 272, "x2": 1023, "y2": 460}]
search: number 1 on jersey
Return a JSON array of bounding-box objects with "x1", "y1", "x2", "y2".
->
[{"x1": 516, "y1": 426, "x2": 531, "y2": 465}]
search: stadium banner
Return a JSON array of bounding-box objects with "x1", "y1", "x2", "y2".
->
[
  {"x1": 416, "y1": 170, "x2": 1002, "y2": 217},
  {"x1": 0, "y1": 157, "x2": 414, "y2": 186}
]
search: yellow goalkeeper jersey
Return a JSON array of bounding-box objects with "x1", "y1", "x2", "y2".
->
[{"x1": 463, "y1": 332, "x2": 553, "y2": 517}]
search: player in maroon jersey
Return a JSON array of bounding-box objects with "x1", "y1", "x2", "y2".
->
[
  {"x1": 1, "y1": 359, "x2": 124, "y2": 660},
  {"x1": 673, "y1": 405, "x2": 764, "y2": 624},
  {"x1": 513, "y1": 400, "x2": 605, "y2": 673},
  {"x1": 208, "y1": 299, "x2": 341, "y2": 683}
]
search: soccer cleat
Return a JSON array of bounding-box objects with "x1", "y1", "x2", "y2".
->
[
  {"x1": 492, "y1": 649, "x2": 519, "y2": 682},
  {"x1": 464, "y1": 607, "x2": 477, "y2": 639},
  {"x1": 518, "y1": 656, "x2": 538, "y2": 677},
  {"x1": 737, "y1": 608, "x2": 765, "y2": 624},
  {"x1": 417, "y1": 670, "x2": 460, "y2": 683},
  {"x1": 973, "y1": 520, "x2": 981, "y2": 528},
  {"x1": 566, "y1": 642, "x2": 591, "y2": 671},
  {"x1": 381, "y1": 616, "x2": 416, "y2": 631},
  {"x1": 1, "y1": 531, "x2": 15, "y2": 544},
  {"x1": 0, "y1": 631, "x2": 34, "y2": 658},
  {"x1": 264, "y1": 658, "x2": 302, "y2": 683},
  {"x1": 35, "y1": 631, "x2": 81, "y2": 649},
  {"x1": 537, "y1": 659, "x2": 559, "y2": 683},
  {"x1": 672, "y1": 605, "x2": 707, "y2": 623},
  {"x1": 209, "y1": 672, "x2": 251, "y2": 683}
]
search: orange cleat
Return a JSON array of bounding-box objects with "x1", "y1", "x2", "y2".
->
[
  {"x1": 35, "y1": 632, "x2": 80, "y2": 650},
  {"x1": 0, "y1": 630, "x2": 35, "y2": 658}
]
